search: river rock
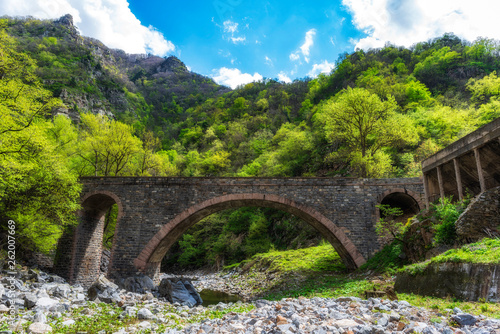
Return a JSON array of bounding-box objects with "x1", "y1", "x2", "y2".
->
[
  {"x1": 27, "y1": 322, "x2": 52, "y2": 334},
  {"x1": 35, "y1": 297, "x2": 58, "y2": 310},
  {"x1": 34, "y1": 311, "x2": 47, "y2": 323},
  {"x1": 24, "y1": 293, "x2": 38, "y2": 309},
  {"x1": 183, "y1": 280, "x2": 203, "y2": 305},
  {"x1": 452, "y1": 313, "x2": 478, "y2": 326},
  {"x1": 137, "y1": 307, "x2": 155, "y2": 320},
  {"x1": 0, "y1": 304, "x2": 10, "y2": 313}
]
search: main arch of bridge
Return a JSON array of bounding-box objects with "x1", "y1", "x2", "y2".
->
[{"x1": 55, "y1": 177, "x2": 424, "y2": 286}]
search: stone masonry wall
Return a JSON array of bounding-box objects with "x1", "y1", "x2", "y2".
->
[{"x1": 455, "y1": 186, "x2": 500, "y2": 243}]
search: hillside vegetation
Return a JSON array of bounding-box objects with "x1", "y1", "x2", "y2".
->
[{"x1": 2, "y1": 15, "x2": 500, "y2": 262}]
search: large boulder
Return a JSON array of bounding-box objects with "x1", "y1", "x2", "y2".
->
[
  {"x1": 158, "y1": 278, "x2": 202, "y2": 307},
  {"x1": 87, "y1": 275, "x2": 122, "y2": 304},
  {"x1": 121, "y1": 274, "x2": 155, "y2": 294},
  {"x1": 182, "y1": 280, "x2": 203, "y2": 305}
]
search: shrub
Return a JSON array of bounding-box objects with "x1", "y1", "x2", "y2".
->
[{"x1": 432, "y1": 197, "x2": 468, "y2": 245}]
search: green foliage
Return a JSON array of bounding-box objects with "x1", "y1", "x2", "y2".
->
[
  {"x1": 76, "y1": 113, "x2": 142, "y2": 176},
  {"x1": 318, "y1": 87, "x2": 418, "y2": 177},
  {"x1": 0, "y1": 29, "x2": 81, "y2": 253},
  {"x1": 431, "y1": 197, "x2": 468, "y2": 245},
  {"x1": 375, "y1": 204, "x2": 406, "y2": 244},
  {"x1": 51, "y1": 303, "x2": 131, "y2": 333},
  {"x1": 467, "y1": 71, "x2": 500, "y2": 103},
  {"x1": 103, "y1": 204, "x2": 118, "y2": 249},
  {"x1": 163, "y1": 208, "x2": 322, "y2": 270}
]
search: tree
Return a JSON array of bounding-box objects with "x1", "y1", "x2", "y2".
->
[
  {"x1": 0, "y1": 28, "x2": 81, "y2": 253},
  {"x1": 134, "y1": 130, "x2": 163, "y2": 176},
  {"x1": 77, "y1": 113, "x2": 142, "y2": 176},
  {"x1": 375, "y1": 204, "x2": 405, "y2": 245},
  {"x1": 319, "y1": 87, "x2": 418, "y2": 177}
]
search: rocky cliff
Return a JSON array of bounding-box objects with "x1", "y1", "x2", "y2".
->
[{"x1": 3, "y1": 15, "x2": 228, "y2": 122}]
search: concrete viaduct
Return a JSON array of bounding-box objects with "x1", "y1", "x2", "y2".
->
[
  {"x1": 422, "y1": 117, "x2": 500, "y2": 205},
  {"x1": 55, "y1": 177, "x2": 425, "y2": 286}
]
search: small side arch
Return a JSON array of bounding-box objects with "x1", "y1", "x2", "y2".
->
[
  {"x1": 376, "y1": 188, "x2": 423, "y2": 221},
  {"x1": 134, "y1": 193, "x2": 366, "y2": 278}
]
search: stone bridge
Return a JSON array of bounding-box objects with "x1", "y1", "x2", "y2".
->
[{"x1": 55, "y1": 177, "x2": 424, "y2": 286}]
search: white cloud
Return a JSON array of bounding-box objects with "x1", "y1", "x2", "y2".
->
[
  {"x1": 230, "y1": 36, "x2": 246, "y2": 44},
  {"x1": 220, "y1": 19, "x2": 246, "y2": 44},
  {"x1": 0, "y1": 0, "x2": 175, "y2": 56},
  {"x1": 223, "y1": 20, "x2": 239, "y2": 34},
  {"x1": 265, "y1": 56, "x2": 273, "y2": 66},
  {"x1": 277, "y1": 72, "x2": 292, "y2": 83},
  {"x1": 290, "y1": 29, "x2": 316, "y2": 63},
  {"x1": 342, "y1": 0, "x2": 500, "y2": 50},
  {"x1": 300, "y1": 29, "x2": 316, "y2": 58},
  {"x1": 289, "y1": 52, "x2": 300, "y2": 61},
  {"x1": 308, "y1": 60, "x2": 335, "y2": 77},
  {"x1": 212, "y1": 67, "x2": 263, "y2": 89}
]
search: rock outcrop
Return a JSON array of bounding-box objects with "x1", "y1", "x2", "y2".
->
[{"x1": 395, "y1": 262, "x2": 500, "y2": 302}]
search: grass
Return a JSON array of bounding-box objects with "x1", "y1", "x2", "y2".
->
[
  {"x1": 400, "y1": 238, "x2": 500, "y2": 275},
  {"x1": 263, "y1": 274, "x2": 371, "y2": 300},
  {"x1": 359, "y1": 240, "x2": 408, "y2": 274},
  {"x1": 398, "y1": 293, "x2": 500, "y2": 319},
  {"x1": 431, "y1": 238, "x2": 500, "y2": 264},
  {"x1": 232, "y1": 242, "x2": 346, "y2": 274}
]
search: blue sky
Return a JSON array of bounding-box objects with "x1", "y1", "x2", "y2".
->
[
  {"x1": 126, "y1": 0, "x2": 363, "y2": 86},
  {"x1": 2, "y1": 0, "x2": 500, "y2": 88}
]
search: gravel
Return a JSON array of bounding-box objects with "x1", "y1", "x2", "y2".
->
[{"x1": 1, "y1": 269, "x2": 499, "y2": 333}]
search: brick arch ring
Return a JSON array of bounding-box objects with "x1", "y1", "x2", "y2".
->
[
  {"x1": 134, "y1": 193, "x2": 367, "y2": 272},
  {"x1": 80, "y1": 190, "x2": 124, "y2": 222},
  {"x1": 375, "y1": 188, "x2": 425, "y2": 220}
]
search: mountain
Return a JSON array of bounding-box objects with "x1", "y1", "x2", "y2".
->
[{"x1": 2, "y1": 14, "x2": 229, "y2": 123}]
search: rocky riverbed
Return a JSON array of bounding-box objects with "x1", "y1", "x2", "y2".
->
[{"x1": 1, "y1": 268, "x2": 499, "y2": 333}]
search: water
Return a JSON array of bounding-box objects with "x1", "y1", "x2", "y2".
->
[{"x1": 199, "y1": 289, "x2": 242, "y2": 306}]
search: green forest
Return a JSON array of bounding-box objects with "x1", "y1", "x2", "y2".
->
[{"x1": 2, "y1": 16, "x2": 500, "y2": 269}]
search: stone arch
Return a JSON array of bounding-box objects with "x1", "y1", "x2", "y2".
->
[
  {"x1": 64, "y1": 191, "x2": 123, "y2": 286},
  {"x1": 376, "y1": 188, "x2": 423, "y2": 222},
  {"x1": 134, "y1": 193, "x2": 366, "y2": 279}
]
